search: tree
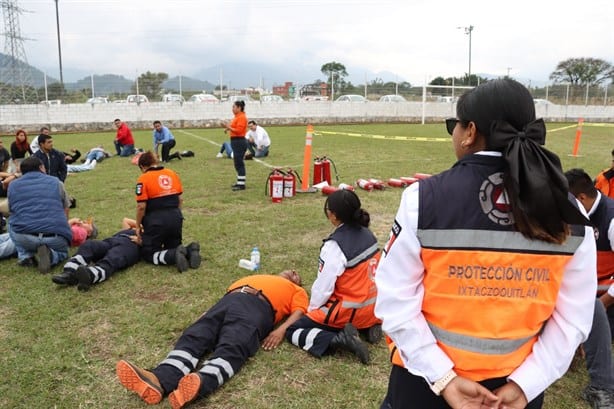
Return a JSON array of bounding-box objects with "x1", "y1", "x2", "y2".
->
[
  {"x1": 550, "y1": 58, "x2": 613, "y2": 86},
  {"x1": 321, "y1": 61, "x2": 348, "y2": 96},
  {"x1": 132, "y1": 71, "x2": 168, "y2": 100}
]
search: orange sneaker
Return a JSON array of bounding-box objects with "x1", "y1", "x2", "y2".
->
[
  {"x1": 116, "y1": 360, "x2": 163, "y2": 405},
  {"x1": 168, "y1": 373, "x2": 202, "y2": 409}
]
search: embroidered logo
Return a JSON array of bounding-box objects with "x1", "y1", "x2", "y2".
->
[
  {"x1": 479, "y1": 172, "x2": 513, "y2": 226},
  {"x1": 158, "y1": 175, "x2": 172, "y2": 190},
  {"x1": 382, "y1": 219, "x2": 402, "y2": 256},
  {"x1": 135, "y1": 183, "x2": 143, "y2": 196}
]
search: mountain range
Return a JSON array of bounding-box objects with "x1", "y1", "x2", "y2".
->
[{"x1": 0, "y1": 53, "x2": 407, "y2": 94}]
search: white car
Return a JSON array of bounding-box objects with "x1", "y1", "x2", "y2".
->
[
  {"x1": 188, "y1": 94, "x2": 219, "y2": 103},
  {"x1": 161, "y1": 94, "x2": 185, "y2": 103},
  {"x1": 335, "y1": 94, "x2": 367, "y2": 102},
  {"x1": 260, "y1": 95, "x2": 284, "y2": 103},
  {"x1": 228, "y1": 95, "x2": 253, "y2": 103},
  {"x1": 379, "y1": 95, "x2": 407, "y2": 103},
  {"x1": 533, "y1": 98, "x2": 555, "y2": 106},
  {"x1": 86, "y1": 97, "x2": 109, "y2": 104},
  {"x1": 126, "y1": 94, "x2": 149, "y2": 104}
]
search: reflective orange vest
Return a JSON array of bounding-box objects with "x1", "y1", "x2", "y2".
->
[
  {"x1": 595, "y1": 168, "x2": 614, "y2": 199},
  {"x1": 387, "y1": 155, "x2": 585, "y2": 381},
  {"x1": 591, "y1": 195, "x2": 614, "y2": 295},
  {"x1": 308, "y1": 225, "x2": 381, "y2": 329}
]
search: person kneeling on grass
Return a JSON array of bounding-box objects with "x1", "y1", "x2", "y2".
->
[
  {"x1": 116, "y1": 270, "x2": 308, "y2": 409},
  {"x1": 51, "y1": 218, "x2": 141, "y2": 291}
]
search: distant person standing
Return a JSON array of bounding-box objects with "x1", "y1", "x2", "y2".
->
[
  {"x1": 30, "y1": 126, "x2": 49, "y2": 154},
  {"x1": 33, "y1": 134, "x2": 67, "y2": 182},
  {"x1": 221, "y1": 101, "x2": 248, "y2": 191},
  {"x1": 153, "y1": 120, "x2": 181, "y2": 162},
  {"x1": 246, "y1": 120, "x2": 271, "y2": 158},
  {"x1": 114, "y1": 119, "x2": 136, "y2": 157},
  {"x1": 595, "y1": 148, "x2": 614, "y2": 199}
]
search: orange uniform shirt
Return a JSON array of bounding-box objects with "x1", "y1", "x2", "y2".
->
[
  {"x1": 228, "y1": 275, "x2": 308, "y2": 324},
  {"x1": 229, "y1": 111, "x2": 247, "y2": 138}
]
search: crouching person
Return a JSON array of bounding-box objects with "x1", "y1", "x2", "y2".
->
[
  {"x1": 116, "y1": 270, "x2": 308, "y2": 409},
  {"x1": 52, "y1": 218, "x2": 141, "y2": 291},
  {"x1": 8, "y1": 156, "x2": 71, "y2": 274}
]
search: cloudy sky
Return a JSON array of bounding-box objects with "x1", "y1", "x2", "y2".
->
[{"x1": 13, "y1": 0, "x2": 614, "y2": 87}]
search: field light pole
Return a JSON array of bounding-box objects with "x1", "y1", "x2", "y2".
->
[
  {"x1": 54, "y1": 0, "x2": 64, "y2": 90},
  {"x1": 458, "y1": 25, "x2": 474, "y2": 85}
]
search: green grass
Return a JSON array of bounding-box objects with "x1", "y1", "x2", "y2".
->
[{"x1": 1, "y1": 122, "x2": 612, "y2": 408}]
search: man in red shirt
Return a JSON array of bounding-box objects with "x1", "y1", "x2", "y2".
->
[{"x1": 114, "y1": 118, "x2": 136, "y2": 157}]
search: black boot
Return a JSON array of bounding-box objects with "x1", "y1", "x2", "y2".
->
[
  {"x1": 330, "y1": 323, "x2": 370, "y2": 364},
  {"x1": 76, "y1": 266, "x2": 94, "y2": 292},
  {"x1": 186, "y1": 242, "x2": 201, "y2": 269},
  {"x1": 52, "y1": 270, "x2": 78, "y2": 286}
]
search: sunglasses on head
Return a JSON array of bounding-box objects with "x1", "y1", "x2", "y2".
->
[{"x1": 445, "y1": 118, "x2": 459, "y2": 135}]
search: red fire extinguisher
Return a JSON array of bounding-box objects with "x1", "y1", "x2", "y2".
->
[
  {"x1": 321, "y1": 157, "x2": 332, "y2": 185},
  {"x1": 356, "y1": 178, "x2": 374, "y2": 191},
  {"x1": 266, "y1": 169, "x2": 284, "y2": 203},
  {"x1": 413, "y1": 172, "x2": 432, "y2": 180},
  {"x1": 283, "y1": 171, "x2": 294, "y2": 198},
  {"x1": 313, "y1": 157, "x2": 323, "y2": 185},
  {"x1": 387, "y1": 178, "x2": 408, "y2": 188},
  {"x1": 338, "y1": 183, "x2": 355, "y2": 191},
  {"x1": 368, "y1": 178, "x2": 386, "y2": 190},
  {"x1": 321, "y1": 185, "x2": 338, "y2": 195},
  {"x1": 400, "y1": 176, "x2": 419, "y2": 185}
]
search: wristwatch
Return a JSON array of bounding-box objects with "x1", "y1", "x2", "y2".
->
[{"x1": 429, "y1": 369, "x2": 457, "y2": 395}]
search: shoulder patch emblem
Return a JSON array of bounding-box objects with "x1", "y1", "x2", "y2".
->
[
  {"x1": 135, "y1": 183, "x2": 143, "y2": 196},
  {"x1": 479, "y1": 172, "x2": 514, "y2": 226}
]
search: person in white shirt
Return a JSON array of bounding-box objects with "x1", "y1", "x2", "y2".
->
[
  {"x1": 375, "y1": 78, "x2": 596, "y2": 409},
  {"x1": 245, "y1": 120, "x2": 270, "y2": 158},
  {"x1": 30, "y1": 126, "x2": 49, "y2": 154}
]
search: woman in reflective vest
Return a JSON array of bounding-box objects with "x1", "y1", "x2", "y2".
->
[
  {"x1": 285, "y1": 189, "x2": 381, "y2": 364},
  {"x1": 375, "y1": 79, "x2": 596, "y2": 409}
]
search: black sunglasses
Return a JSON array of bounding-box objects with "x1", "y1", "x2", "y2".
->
[{"x1": 445, "y1": 118, "x2": 459, "y2": 135}]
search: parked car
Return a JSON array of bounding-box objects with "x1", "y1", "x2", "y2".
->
[
  {"x1": 335, "y1": 94, "x2": 367, "y2": 102},
  {"x1": 299, "y1": 95, "x2": 329, "y2": 101},
  {"x1": 533, "y1": 98, "x2": 555, "y2": 106},
  {"x1": 228, "y1": 95, "x2": 253, "y2": 103},
  {"x1": 260, "y1": 95, "x2": 284, "y2": 103},
  {"x1": 40, "y1": 99, "x2": 62, "y2": 105},
  {"x1": 161, "y1": 94, "x2": 185, "y2": 103},
  {"x1": 435, "y1": 96, "x2": 457, "y2": 103},
  {"x1": 86, "y1": 97, "x2": 109, "y2": 104},
  {"x1": 379, "y1": 95, "x2": 407, "y2": 103},
  {"x1": 188, "y1": 93, "x2": 219, "y2": 103},
  {"x1": 126, "y1": 94, "x2": 149, "y2": 104}
]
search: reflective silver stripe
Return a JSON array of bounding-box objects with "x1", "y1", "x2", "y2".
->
[
  {"x1": 291, "y1": 328, "x2": 304, "y2": 347},
  {"x1": 302, "y1": 328, "x2": 322, "y2": 351},
  {"x1": 200, "y1": 365, "x2": 223, "y2": 386},
  {"x1": 200, "y1": 357, "x2": 234, "y2": 385},
  {"x1": 167, "y1": 350, "x2": 199, "y2": 367},
  {"x1": 418, "y1": 229, "x2": 583, "y2": 254},
  {"x1": 318, "y1": 306, "x2": 330, "y2": 314},
  {"x1": 160, "y1": 358, "x2": 191, "y2": 375},
  {"x1": 428, "y1": 322, "x2": 536, "y2": 355},
  {"x1": 342, "y1": 297, "x2": 376, "y2": 309},
  {"x1": 346, "y1": 243, "x2": 379, "y2": 267},
  {"x1": 597, "y1": 284, "x2": 611, "y2": 291},
  {"x1": 153, "y1": 249, "x2": 168, "y2": 265}
]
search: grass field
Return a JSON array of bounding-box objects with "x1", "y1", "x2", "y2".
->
[{"x1": 1, "y1": 121, "x2": 612, "y2": 409}]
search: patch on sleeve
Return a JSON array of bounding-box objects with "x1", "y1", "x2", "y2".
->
[
  {"x1": 318, "y1": 256, "x2": 324, "y2": 273},
  {"x1": 383, "y1": 219, "x2": 402, "y2": 257},
  {"x1": 135, "y1": 183, "x2": 143, "y2": 196}
]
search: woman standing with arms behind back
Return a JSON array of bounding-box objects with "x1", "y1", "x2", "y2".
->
[
  {"x1": 221, "y1": 100, "x2": 248, "y2": 191},
  {"x1": 375, "y1": 79, "x2": 597, "y2": 409}
]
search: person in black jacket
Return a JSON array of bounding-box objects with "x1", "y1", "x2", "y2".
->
[{"x1": 32, "y1": 134, "x2": 67, "y2": 182}]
